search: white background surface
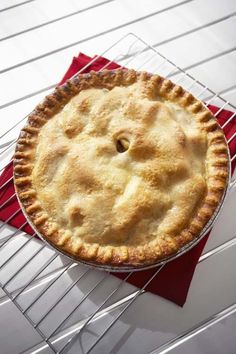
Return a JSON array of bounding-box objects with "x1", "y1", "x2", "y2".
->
[{"x1": 0, "y1": 1, "x2": 236, "y2": 353}]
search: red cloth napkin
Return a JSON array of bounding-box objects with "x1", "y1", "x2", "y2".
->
[{"x1": 0, "y1": 53, "x2": 235, "y2": 306}]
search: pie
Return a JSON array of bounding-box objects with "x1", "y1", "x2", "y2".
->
[{"x1": 14, "y1": 69, "x2": 229, "y2": 268}]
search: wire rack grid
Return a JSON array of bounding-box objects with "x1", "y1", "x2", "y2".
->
[{"x1": 0, "y1": 32, "x2": 236, "y2": 354}]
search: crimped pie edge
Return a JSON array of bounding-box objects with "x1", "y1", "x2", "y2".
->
[{"x1": 13, "y1": 69, "x2": 229, "y2": 267}]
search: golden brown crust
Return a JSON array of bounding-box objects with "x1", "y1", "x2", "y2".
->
[{"x1": 14, "y1": 69, "x2": 229, "y2": 268}]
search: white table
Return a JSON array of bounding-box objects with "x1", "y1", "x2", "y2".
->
[{"x1": 0, "y1": 1, "x2": 236, "y2": 353}]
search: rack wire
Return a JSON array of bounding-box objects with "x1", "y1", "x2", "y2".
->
[{"x1": 0, "y1": 32, "x2": 235, "y2": 354}]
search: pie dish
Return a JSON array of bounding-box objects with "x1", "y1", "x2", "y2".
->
[{"x1": 14, "y1": 69, "x2": 229, "y2": 268}]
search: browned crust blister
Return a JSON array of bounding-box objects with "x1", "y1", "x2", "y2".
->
[{"x1": 13, "y1": 69, "x2": 229, "y2": 268}]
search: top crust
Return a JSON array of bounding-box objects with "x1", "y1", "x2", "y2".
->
[{"x1": 14, "y1": 69, "x2": 229, "y2": 267}]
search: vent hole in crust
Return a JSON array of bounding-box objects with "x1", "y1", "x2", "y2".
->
[{"x1": 116, "y1": 138, "x2": 130, "y2": 153}]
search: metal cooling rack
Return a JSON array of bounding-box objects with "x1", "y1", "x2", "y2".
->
[{"x1": 0, "y1": 32, "x2": 236, "y2": 354}]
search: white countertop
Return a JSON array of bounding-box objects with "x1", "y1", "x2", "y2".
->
[{"x1": 0, "y1": 1, "x2": 236, "y2": 353}]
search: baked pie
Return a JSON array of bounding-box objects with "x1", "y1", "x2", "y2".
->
[{"x1": 14, "y1": 69, "x2": 229, "y2": 268}]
